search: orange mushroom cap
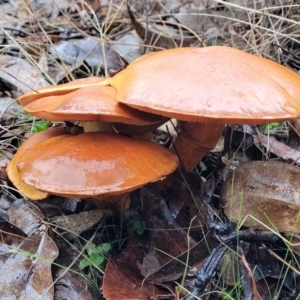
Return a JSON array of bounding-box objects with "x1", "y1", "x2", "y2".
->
[
  {"x1": 7, "y1": 127, "x2": 74, "y2": 200},
  {"x1": 110, "y1": 46, "x2": 300, "y2": 124},
  {"x1": 18, "y1": 77, "x2": 107, "y2": 106},
  {"x1": 17, "y1": 132, "x2": 179, "y2": 197},
  {"x1": 23, "y1": 85, "x2": 166, "y2": 126}
]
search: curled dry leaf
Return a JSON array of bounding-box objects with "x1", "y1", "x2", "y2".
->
[
  {"x1": 257, "y1": 130, "x2": 300, "y2": 163},
  {"x1": 221, "y1": 161, "x2": 300, "y2": 233}
]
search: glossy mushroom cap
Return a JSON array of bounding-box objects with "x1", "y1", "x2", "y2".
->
[
  {"x1": 110, "y1": 46, "x2": 300, "y2": 124},
  {"x1": 23, "y1": 85, "x2": 166, "y2": 126},
  {"x1": 7, "y1": 127, "x2": 74, "y2": 200},
  {"x1": 20, "y1": 77, "x2": 167, "y2": 133},
  {"x1": 17, "y1": 132, "x2": 179, "y2": 197},
  {"x1": 18, "y1": 77, "x2": 108, "y2": 106}
]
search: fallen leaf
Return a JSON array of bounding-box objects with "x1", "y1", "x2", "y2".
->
[
  {"x1": 110, "y1": 31, "x2": 143, "y2": 63},
  {"x1": 257, "y1": 130, "x2": 300, "y2": 163},
  {"x1": 0, "y1": 55, "x2": 48, "y2": 96},
  {"x1": 1, "y1": 198, "x2": 59, "y2": 299},
  {"x1": 221, "y1": 161, "x2": 300, "y2": 233},
  {"x1": 8, "y1": 198, "x2": 45, "y2": 235},
  {"x1": 50, "y1": 38, "x2": 121, "y2": 72},
  {"x1": 0, "y1": 97, "x2": 24, "y2": 116},
  {"x1": 50, "y1": 209, "x2": 104, "y2": 240},
  {"x1": 54, "y1": 269, "x2": 100, "y2": 300},
  {"x1": 103, "y1": 237, "x2": 174, "y2": 300},
  {"x1": 0, "y1": 230, "x2": 58, "y2": 300}
]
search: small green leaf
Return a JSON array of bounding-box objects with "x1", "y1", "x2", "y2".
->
[
  {"x1": 97, "y1": 243, "x2": 111, "y2": 253},
  {"x1": 199, "y1": 161, "x2": 207, "y2": 171},
  {"x1": 32, "y1": 120, "x2": 51, "y2": 134},
  {"x1": 78, "y1": 258, "x2": 91, "y2": 270},
  {"x1": 86, "y1": 243, "x2": 98, "y2": 256},
  {"x1": 262, "y1": 122, "x2": 280, "y2": 134},
  {"x1": 90, "y1": 254, "x2": 105, "y2": 266},
  {"x1": 133, "y1": 220, "x2": 146, "y2": 235}
]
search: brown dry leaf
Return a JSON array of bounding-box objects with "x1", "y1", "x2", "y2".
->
[
  {"x1": 140, "y1": 183, "x2": 197, "y2": 266},
  {"x1": 102, "y1": 236, "x2": 175, "y2": 300},
  {"x1": 1, "y1": 198, "x2": 59, "y2": 299},
  {"x1": 49, "y1": 209, "x2": 104, "y2": 240},
  {"x1": 257, "y1": 130, "x2": 300, "y2": 164},
  {"x1": 0, "y1": 221, "x2": 27, "y2": 239},
  {"x1": 221, "y1": 161, "x2": 300, "y2": 233},
  {"x1": 130, "y1": 179, "x2": 217, "y2": 284},
  {"x1": 0, "y1": 55, "x2": 48, "y2": 96},
  {"x1": 169, "y1": 172, "x2": 214, "y2": 239},
  {"x1": 145, "y1": 230, "x2": 216, "y2": 283},
  {"x1": 256, "y1": 277, "x2": 277, "y2": 300},
  {"x1": 136, "y1": 244, "x2": 162, "y2": 277},
  {"x1": 0, "y1": 222, "x2": 27, "y2": 260},
  {"x1": 8, "y1": 199, "x2": 46, "y2": 235},
  {"x1": 245, "y1": 244, "x2": 282, "y2": 282},
  {"x1": 0, "y1": 229, "x2": 58, "y2": 300}
]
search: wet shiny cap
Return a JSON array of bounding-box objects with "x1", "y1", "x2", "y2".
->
[
  {"x1": 19, "y1": 77, "x2": 107, "y2": 106},
  {"x1": 7, "y1": 127, "x2": 74, "y2": 200},
  {"x1": 23, "y1": 85, "x2": 166, "y2": 125},
  {"x1": 110, "y1": 46, "x2": 300, "y2": 124},
  {"x1": 17, "y1": 132, "x2": 179, "y2": 197}
]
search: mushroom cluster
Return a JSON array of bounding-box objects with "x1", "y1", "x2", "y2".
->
[
  {"x1": 9, "y1": 46, "x2": 300, "y2": 200},
  {"x1": 8, "y1": 78, "x2": 178, "y2": 200}
]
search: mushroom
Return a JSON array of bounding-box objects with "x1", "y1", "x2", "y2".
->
[
  {"x1": 19, "y1": 77, "x2": 167, "y2": 135},
  {"x1": 16, "y1": 131, "x2": 179, "y2": 198},
  {"x1": 105, "y1": 46, "x2": 300, "y2": 171},
  {"x1": 18, "y1": 77, "x2": 104, "y2": 106},
  {"x1": 17, "y1": 46, "x2": 300, "y2": 171},
  {"x1": 6, "y1": 127, "x2": 75, "y2": 200}
]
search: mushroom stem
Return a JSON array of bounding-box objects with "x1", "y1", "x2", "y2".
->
[
  {"x1": 81, "y1": 121, "x2": 114, "y2": 133},
  {"x1": 172, "y1": 122, "x2": 224, "y2": 172}
]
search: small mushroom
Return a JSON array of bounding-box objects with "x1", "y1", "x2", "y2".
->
[
  {"x1": 107, "y1": 46, "x2": 300, "y2": 171},
  {"x1": 18, "y1": 77, "x2": 104, "y2": 106},
  {"x1": 16, "y1": 131, "x2": 179, "y2": 198},
  {"x1": 19, "y1": 77, "x2": 167, "y2": 135}
]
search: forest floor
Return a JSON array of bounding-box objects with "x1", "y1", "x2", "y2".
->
[{"x1": 0, "y1": 1, "x2": 300, "y2": 299}]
